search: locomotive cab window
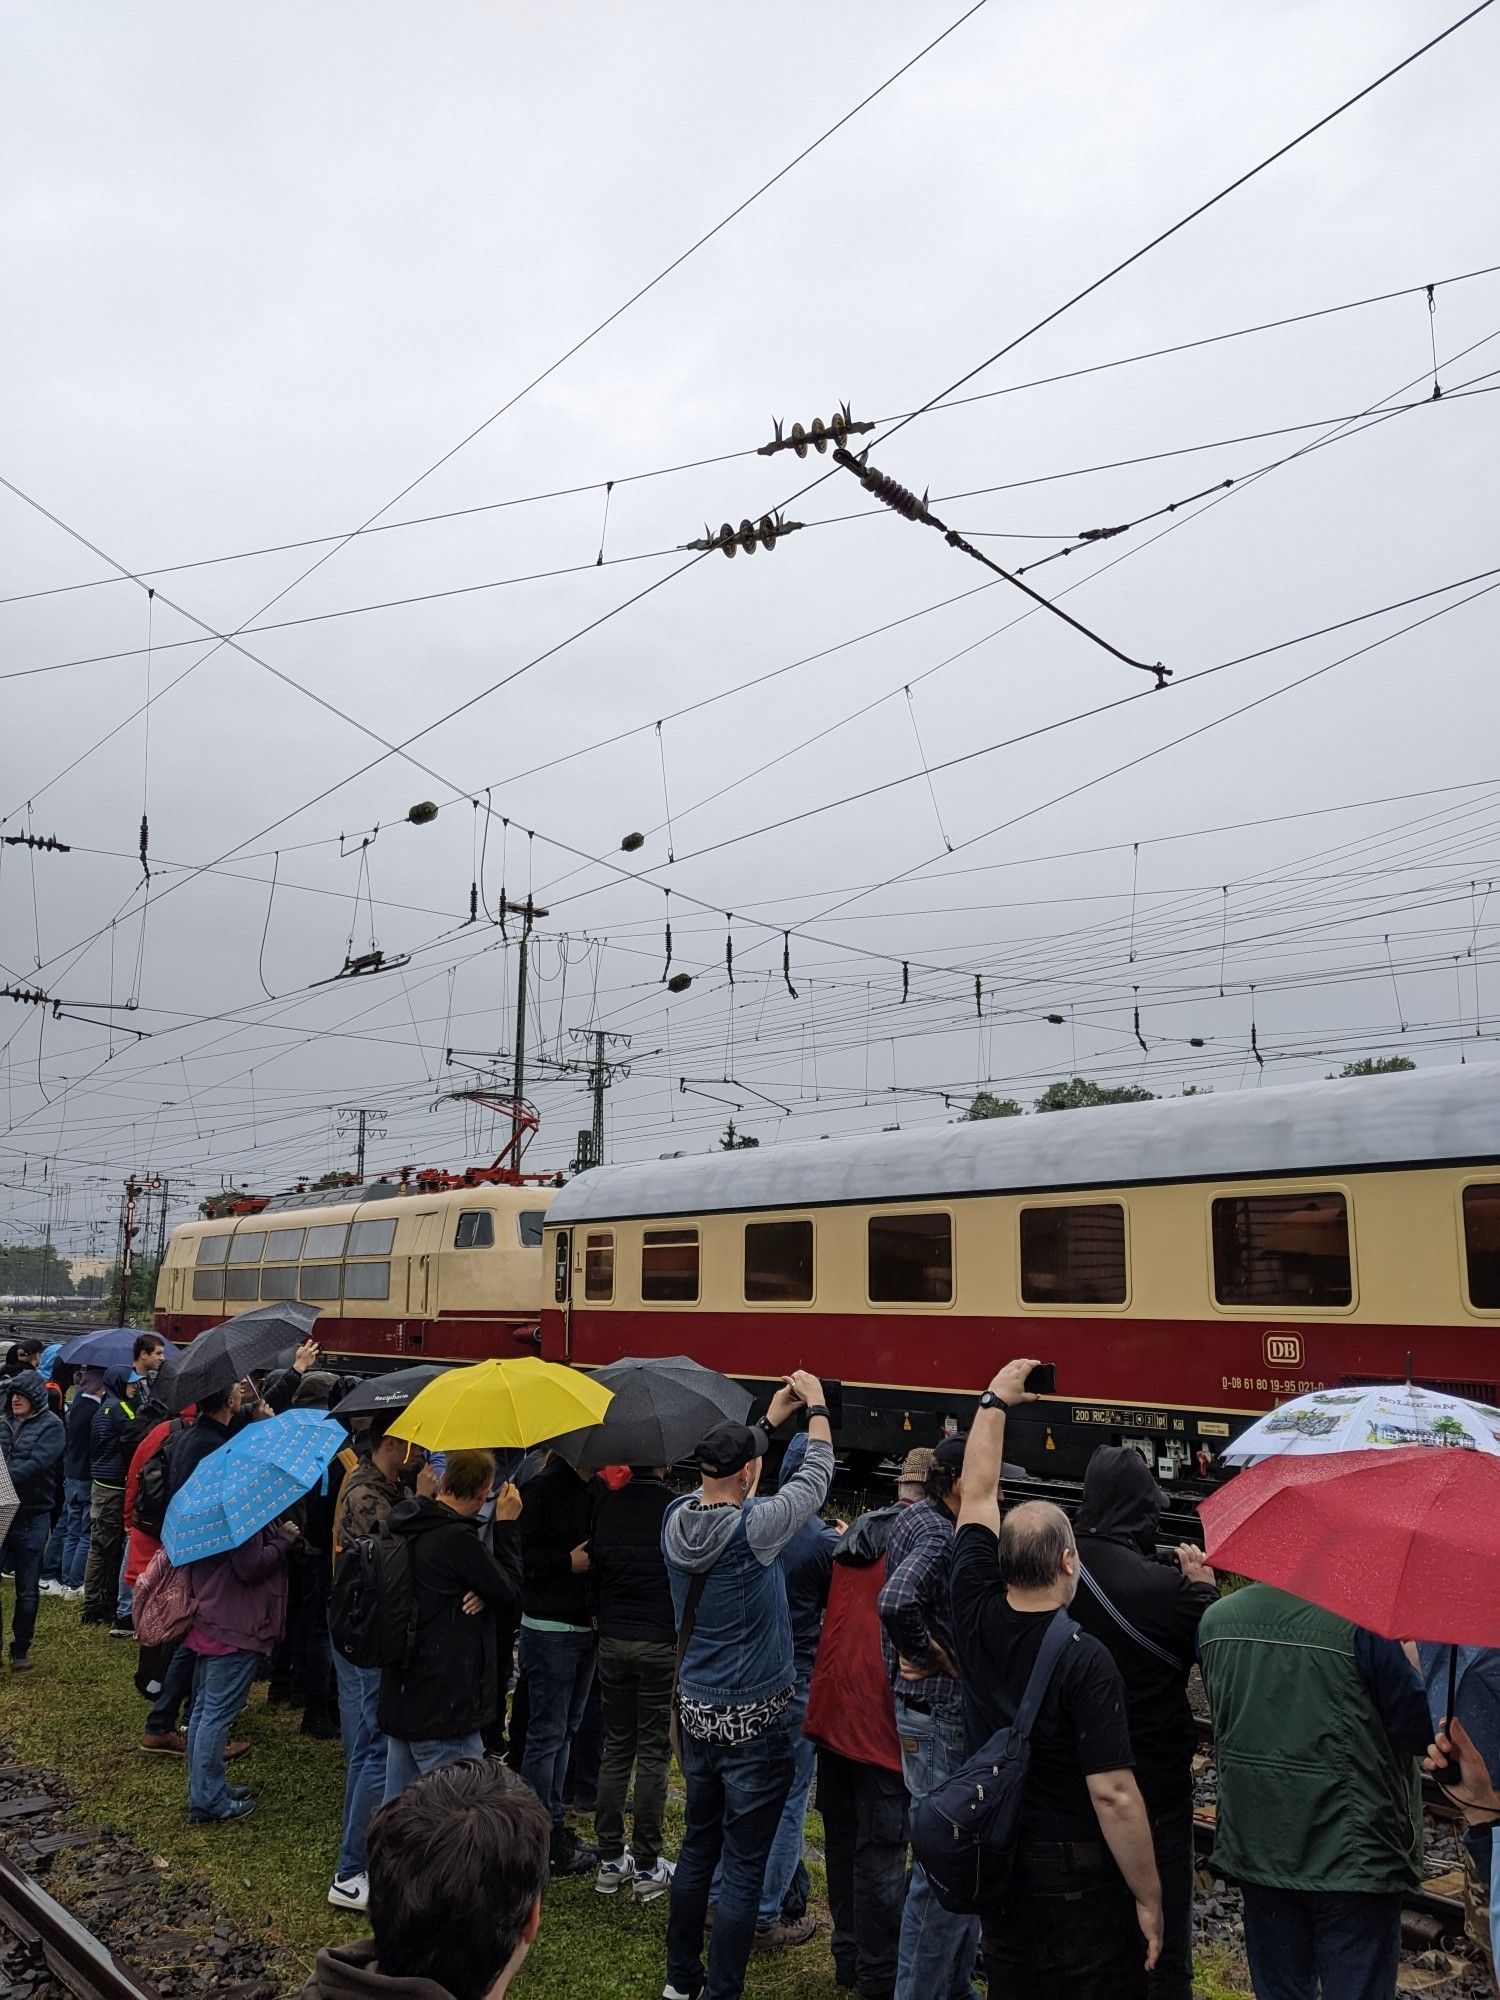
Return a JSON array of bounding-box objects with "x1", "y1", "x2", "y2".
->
[
  {"x1": 868, "y1": 1212, "x2": 953, "y2": 1304},
  {"x1": 745, "y1": 1220, "x2": 814, "y2": 1303},
  {"x1": 455, "y1": 1211, "x2": 495, "y2": 1250},
  {"x1": 1462, "y1": 1184, "x2": 1500, "y2": 1310},
  {"x1": 1211, "y1": 1191, "x2": 1352, "y2": 1308},
  {"x1": 642, "y1": 1228, "x2": 700, "y2": 1303},
  {"x1": 1020, "y1": 1203, "x2": 1127, "y2": 1305},
  {"x1": 518, "y1": 1210, "x2": 546, "y2": 1248},
  {"x1": 584, "y1": 1232, "x2": 615, "y2": 1302}
]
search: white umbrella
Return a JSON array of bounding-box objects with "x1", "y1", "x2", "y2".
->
[
  {"x1": 0, "y1": 1451, "x2": 18, "y2": 1546},
  {"x1": 1224, "y1": 1381, "x2": 1500, "y2": 1463}
]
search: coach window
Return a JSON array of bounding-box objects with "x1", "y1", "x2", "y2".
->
[
  {"x1": 1462, "y1": 1184, "x2": 1500, "y2": 1309},
  {"x1": 343, "y1": 1262, "x2": 391, "y2": 1301},
  {"x1": 196, "y1": 1235, "x2": 230, "y2": 1267},
  {"x1": 868, "y1": 1212, "x2": 953, "y2": 1304},
  {"x1": 228, "y1": 1231, "x2": 265, "y2": 1265},
  {"x1": 192, "y1": 1268, "x2": 225, "y2": 1303},
  {"x1": 584, "y1": 1232, "x2": 615, "y2": 1302},
  {"x1": 259, "y1": 1266, "x2": 299, "y2": 1301},
  {"x1": 304, "y1": 1223, "x2": 348, "y2": 1259},
  {"x1": 1020, "y1": 1203, "x2": 1127, "y2": 1306},
  {"x1": 348, "y1": 1218, "x2": 397, "y2": 1257},
  {"x1": 642, "y1": 1228, "x2": 700, "y2": 1303},
  {"x1": 745, "y1": 1220, "x2": 814, "y2": 1303},
  {"x1": 223, "y1": 1267, "x2": 260, "y2": 1302},
  {"x1": 1211, "y1": 1191, "x2": 1352, "y2": 1308},
  {"x1": 264, "y1": 1227, "x2": 304, "y2": 1262},
  {"x1": 455, "y1": 1211, "x2": 495, "y2": 1250},
  {"x1": 299, "y1": 1264, "x2": 342, "y2": 1303},
  {"x1": 518, "y1": 1211, "x2": 547, "y2": 1248}
]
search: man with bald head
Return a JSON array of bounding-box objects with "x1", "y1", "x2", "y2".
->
[{"x1": 949, "y1": 1358, "x2": 1163, "y2": 2000}]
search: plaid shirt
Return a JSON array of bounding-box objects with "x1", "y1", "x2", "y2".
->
[{"x1": 876, "y1": 1497, "x2": 963, "y2": 1721}]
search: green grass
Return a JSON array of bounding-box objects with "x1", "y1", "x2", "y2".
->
[{"x1": 1, "y1": 1586, "x2": 1249, "y2": 1997}]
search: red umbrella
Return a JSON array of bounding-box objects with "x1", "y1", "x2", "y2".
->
[{"x1": 1199, "y1": 1446, "x2": 1500, "y2": 1648}]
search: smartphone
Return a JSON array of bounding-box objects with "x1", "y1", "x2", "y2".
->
[
  {"x1": 1024, "y1": 1362, "x2": 1057, "y2": 1396},
  {"x1": 819, "y1": 1378, "x2": 844, "y2": 1430}
]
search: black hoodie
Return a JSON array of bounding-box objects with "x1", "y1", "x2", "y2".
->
[
  {"x1": 378, "y1": 1496, "x2": 522, "y2": 1742},
  {"x1": 1071, "y1": 1444, "x2": 1218, "y2": 1804}
]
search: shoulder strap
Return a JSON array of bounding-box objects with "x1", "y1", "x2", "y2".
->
[
  {"x1": 1010, "y1": 1610, "x2": 1079, "y2": 1745},
  {"x1": 676, "y1": 1571, "x2": 709, "y2": 1671},
  {"x1": 1077, "y1": 1559, "x2": 1181, "y2": 1670}
]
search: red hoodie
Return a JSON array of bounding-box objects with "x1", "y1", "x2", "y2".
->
[
  {"x1": 123, "y1": 1417, "x2": 172, "y2": 1587},
  {"x1": 803, "y1": 1508, "x2": 902, "y2": 1774}
]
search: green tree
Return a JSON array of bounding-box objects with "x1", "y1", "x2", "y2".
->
[
  {"x1": 719, "y1": 1122, "x2": 760, "y2": 1150},
  {"x1": 960, "y1": 1091, "x2": 1024, "y2": 1120},
  {"x1": 1333, "y1": 1056, "x2": 1416, "y2": 1078},
  {"x1": 0, "y1": 1242, "x2": 75, "y2": 1297},
  {"x1": 1034, "y1": 1077, "x2": 1156, "y2": 1113}
]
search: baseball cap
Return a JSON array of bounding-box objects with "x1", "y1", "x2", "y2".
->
[
  {"x1": 695, "y1": 1419, "x2": 770, "y2": 1478},
  {"x1": 932, "y1": 1435, "x2": 967, "y2": 1472}
]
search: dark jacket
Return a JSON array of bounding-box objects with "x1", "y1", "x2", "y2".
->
[
  {"x1": 803, "y1": 1506, "x2": 902, "y2": 1774},
  {"x1": 1071, "y1": 1444, "x2": 1218, "y2": 1805},
  {"x1": 0, "y1": 1369, "x2": 66, "y2": 1513},
  {"x1": 777, "y1": 1433, "x2": 839, "y2": 1680},
  {"x1": 590, "y1": 1475, "x2": 675, "y2": 1645},
  {"x1": 64, "y1": 1381, "x2": 104, "y2": 1481},
  {"x1": 378, "y1": 1497, "x2": 522, "y2": 1741},
  {"x1": 519, "y1": 1456, "x2": 596, "y2": 1627},
  {"x1": 165, "y1": 1408, "x2": 239, "y2": 1502},
  {"x1": 298, "y1": 1939, "x2": 455, "y2": 2000},
  {"x1": 187, "y1": 1525, "x2": 293, "y2": 1656},
  {"x1": 117, "y1": 1390, "x2": 172, "y2": 1479},
  {"x1": 88, "y1": 1367, "x2": 139, "y2": 1487}
]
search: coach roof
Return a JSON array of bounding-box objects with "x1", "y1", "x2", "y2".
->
[{"x1": 547, "y1": 1062, "x2": 1500, "y2": 1226}]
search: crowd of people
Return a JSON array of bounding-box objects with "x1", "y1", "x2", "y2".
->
[{"x1": 3, "y1": 1331, "x2": 1499, "y2": 2000}]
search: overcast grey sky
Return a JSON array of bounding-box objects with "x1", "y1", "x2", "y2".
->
[{"x1": 4, "y1": 0, "x2": 1498, "y2": 1256}]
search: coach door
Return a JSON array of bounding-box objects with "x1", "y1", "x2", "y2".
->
[{"x1": 407, "y1": 1210, "x2": 443, "y2": 1325}]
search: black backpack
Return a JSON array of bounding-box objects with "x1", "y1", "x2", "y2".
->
[
  {"x1": 910, "y1": 1611, "x2": 1079, "y2": 1914},
  {"x1": 132, "y1": 1420, "x2": 186, "y2": 1540},
  {"x1": 329, "y1": 1524, "x2": 419, "y2": 1671}
]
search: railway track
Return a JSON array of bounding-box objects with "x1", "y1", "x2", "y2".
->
[{"x1": 0, "y1": 1854, "x2": 160, "y2": 2000}]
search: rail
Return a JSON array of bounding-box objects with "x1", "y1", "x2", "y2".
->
[{"x1": 0, "y1": 1852, "x2": 161, "y2": 2000}]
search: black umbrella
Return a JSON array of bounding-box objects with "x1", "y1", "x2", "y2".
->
[
  {"x1": 167, "y1": 1300, "x2": 320, "y2": 1412},
  {"x1": 550, "y1": 1356, "x2": 752, "y2": 1471},
  {"x1": 334, "y1": 1365, "x2": 448, "y2": 1420}
]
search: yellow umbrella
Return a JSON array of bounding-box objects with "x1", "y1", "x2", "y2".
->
[{"x1": 388, "y1": 1357, "x2": 613, "y2": 1451}]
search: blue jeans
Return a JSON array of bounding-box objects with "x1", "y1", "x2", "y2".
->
[
  {"x1": 518, "y1": 1623, "x2": 596, "y2": 1827},
  {"x1": 333, "y1": 1641, "x2": 386, "y2": 1877},
  {"x1": 1239, "y1": 1883, "x2": 1402, "y2": 2000},
  {"x1": 757, "y1": 1678, "x2": 816, "y2": 1929},
  {"x1": 2, "y1": 1511, "x2": 50, "y2": 1658},
  {"x1": 186, "y1": 1649, "x2": 261, "y2": 1819},
  {"x1": 383, "y1": 1731, "x2": 485, "y2": 1802},
  {"x1": 895, "y1": 1703, "x2": 981, "y2": 2000},
  {"x1": 46, "y1": 1477, "x2": 91, "y2": 1589},
  {"x1": 668, "y1": 1724, "x2": 795, "y2": 2000}
]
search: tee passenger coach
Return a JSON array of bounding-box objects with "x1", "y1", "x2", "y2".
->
[{"x1": 539, "y1": 1064, "x2": 1500, "y2": 1478}]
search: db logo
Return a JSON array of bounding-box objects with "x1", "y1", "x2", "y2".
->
[{"x1": 1264, "y1": 1332, "x2": 1303, "y2": 1367}]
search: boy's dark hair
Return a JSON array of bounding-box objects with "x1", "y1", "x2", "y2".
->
[
  {"x1": 367, "y1": 1758, "x2": 549, "y2": 2000},
  {"x1": 133, "y1": 1333, "x2": 165, "y2": 1362}
]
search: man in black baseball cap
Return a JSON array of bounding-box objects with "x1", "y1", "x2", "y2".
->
[{"x1": 662, "y1": 1371, "x2": 835, "y2": 2000}]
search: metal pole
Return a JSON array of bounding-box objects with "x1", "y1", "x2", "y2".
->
[
  {"x1": 355, "y1": 1109, "x2": 367, "y2": 1179},
  {"x1": 511, "y1": 930, "x2": 530, "y2": 1171},
  {"x1": 591, "y1": 1029, "x2": 605, "y2": 1168}
]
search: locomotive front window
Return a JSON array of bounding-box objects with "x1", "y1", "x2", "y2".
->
[
  {"x1": 868, "y1": 1212, "x2": 953, "y2": 1304},
  {"x1": 343, "y1": 1261, "x2": 391, "y2": 1300},
  {"x1": 1211, "y1": 1191, "x2": 1351, "y2": 1307},
  {"x1": 642, "y1": 1228, "x2": 700, "y2": 1303},
  {"x1": 195, "y1": 1235, "x2": 230, "y2": 1267},
  {"x1": 1020, "y1": 1203, "x2": 1126, "y2": 1305},
  {"x1": 304, "y1": 1223, "x2": 348, "y2": 1259},
  {"x1": 299, "y1": 1264, "x2": 342, "y2": 1302},
  {"x1": 228, "y1": 1231, "x2": 265, "y2": 1264},
  {"x1": 259, "y1": 1266, "x2": 299, "y2": 1301},
  {"x1": 1462, "y1": 1184, "x2": 1500, "y2": 1308},
  {"x1": 585, "y1": 1232, "x2": 615, "y2": 1302},
  {"x1": 745, "y1": 1220, "x2": 814, "y2": 1303},
  {"x1": 518, "y1": 1210, "x2": 547, "y2": 1248},
  {"x1": 348, "y1": 1218, "x2": 397, "y2": 1257},
  {"x1": 192, "y1": 1269, "x2": 225, "y2": 1302},
  {"x1": 455, "y1": 1211, "x2": 495, "y2": 1249}
]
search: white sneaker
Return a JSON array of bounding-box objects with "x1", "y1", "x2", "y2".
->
[
  {"x1": 61, "y1": 1586, "x2": 84, "y2": 1602},
  {"x1": 327, "y1": 1874, "x2": 369, "y2": 1912},
  {"x1": 39, "y1": 1579, "x2": 63, "y2": 1597},
  {"x1": 595, "y1": 1849, "x2": 634, "y2": 1895},
  {"x1": 633, "y1": 1856, "x2": 675, "y2": 1903},
  {"x1": 662, "y1": 1987, "x2": 699, "y2": 2000}
]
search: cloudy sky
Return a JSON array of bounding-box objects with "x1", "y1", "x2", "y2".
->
[{"x1": 3, "y1": 0, "x2": 1498, "y2": 1256}]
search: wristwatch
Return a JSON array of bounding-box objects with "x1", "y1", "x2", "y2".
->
[
  {"x1": 977, "y1": 1388, "x2": 1012, "y2": 1413},
  {"x1": 803, "y1": 1403, "x2": 832, "y2": 1422}
]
